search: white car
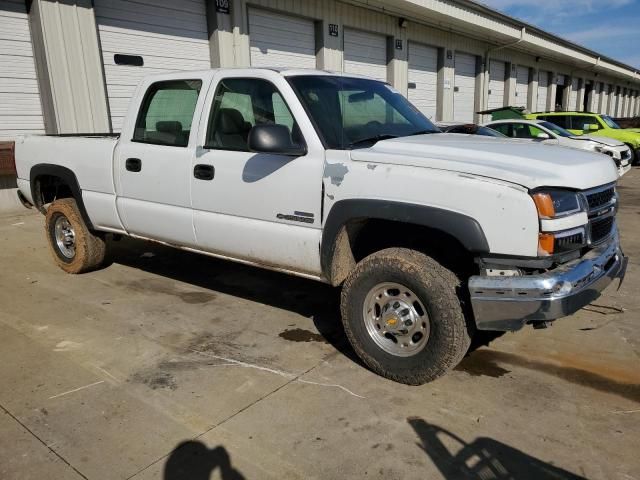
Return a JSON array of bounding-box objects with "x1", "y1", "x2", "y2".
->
[
  {"x1": 13, "y1": 68, "x2": 627, "y2": 384},
  {"x1": 484, "y1": 119, "x2": 632, "y2": 177}
]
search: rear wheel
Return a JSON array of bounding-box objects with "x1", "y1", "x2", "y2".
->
[
  {"x1": 340, "y1": 248, "x2": 472, "y2": 385},
  {"x1": 45, "y1": 198, "x2": 106, "y2": 274}
]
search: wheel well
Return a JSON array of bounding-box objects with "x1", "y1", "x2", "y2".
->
[
  {"x1": 328, "y1": 218, "x2": 477, "y2": 286},
  {"x1": 33, "y1": 174, "x2": 74, "y2": 211}
]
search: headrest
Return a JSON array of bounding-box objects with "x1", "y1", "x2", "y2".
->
[{"x1": 156, "y1": 121, "x2": 182, "y2": 134}]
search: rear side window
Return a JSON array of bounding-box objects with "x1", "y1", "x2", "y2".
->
[
  {"x1": 133, "y1": 80, "x2": 202, "y2": 147},
  {"x1": 540, "y1": 115, "x2": 569, "y2": 129}
]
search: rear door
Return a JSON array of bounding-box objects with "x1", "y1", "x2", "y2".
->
[
  {"x1": 190, "y1": 71, "x2": 324, "y2": 275},
  {"x1": 114, "y1": 75, "x2": 207, "y2": 245}
]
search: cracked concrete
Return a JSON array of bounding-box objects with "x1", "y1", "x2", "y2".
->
[{"x1": 0, "y1": 169, "x2": 639, "y2": 479}]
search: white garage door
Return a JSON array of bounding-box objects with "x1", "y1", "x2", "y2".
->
[
  {"x1": 568, "y1": 78, "x2": 579, "y2": 111},
  {"x1": 95, "y1": 0, "x2": 211, "y2": 132},
  {"x1": 344, "y1": 28, "x2": 387, "y2": 82},
  {"x1": 408, "y1": 43, "x2": 438, "y2": 119},
  {"x1": 536, "y1": 70, "x2": 550, "y2": 112},
  {"x1": 0, "y1": 0, "x2": 45, "y2": 139},
  {"x1": 249, "y1": 9, "x2": 316, "y2": 69},
  {"x1": 514, "y1": 66, "x2": 529, "y2": 108},
  {"x1": 453, "y1": 52, "x2": 477, "y2": 122},
  {"x1": 487, "y1": 60, "x2": 506, "y2": 110}
]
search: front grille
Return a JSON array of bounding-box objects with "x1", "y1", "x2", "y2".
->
[
  {"x1": 590, "y1": 216, "x2": 614, "y2": 244},
  {"x1": 585, "y1": 187, "x2": 615, "y2": 210},
  {"x1": 554, "y1": 232, "x2": 584, "y2": 252}
]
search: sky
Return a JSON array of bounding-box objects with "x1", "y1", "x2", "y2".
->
[{"x1": 479, "y1": 0, "x2": 640, "y2": 69}]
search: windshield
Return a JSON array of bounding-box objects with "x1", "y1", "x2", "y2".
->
[
  {"x1": 287, "y1": 75, "x2": 439, "y2": 149},
  {"x1": 601, "y1": 115, "x2": 621, "y2": 129},
  {"x1": 539, "y1": 121, "x2": 573, "y2": 138}
]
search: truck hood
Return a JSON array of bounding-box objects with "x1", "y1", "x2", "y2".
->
[{"x1": 350, "y1": 133, "x2": 618, "y2": 190}]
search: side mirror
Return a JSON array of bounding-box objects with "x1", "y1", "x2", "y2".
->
[
  {"x1": 248, "y1": 124, "x2": 306, "y2": 156},
  {"x1": 536, "y1": 132, "x2": 550, "y2": 140},
  {"x1": 587, "y1": 124, "x2": 599, "y2": 131}
]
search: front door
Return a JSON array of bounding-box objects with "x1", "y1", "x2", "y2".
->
[
  {"x1": 115, "y1": 78, "x2": 204, "y2": 246},
  {"x1": 190, "y1": 73, "x2": 325, "y2": 276}
]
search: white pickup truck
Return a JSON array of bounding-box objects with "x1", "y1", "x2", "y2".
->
[{"x1": 15, "y1": 68, "x2": 627, "y2": 384}]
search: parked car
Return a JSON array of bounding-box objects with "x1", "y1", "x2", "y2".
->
[
  {"x1": 485, "y1": 119, "x2": 632, "y2": 177},
  {"x1": 14, "y1": 68, "x2": 627, "y2": 385},
  {"x1": 436, "y1": 122, "x2": 507, "y2": 137},
  {"x1": 525, "y1": 111, "x2": 640, "y2": 164}
]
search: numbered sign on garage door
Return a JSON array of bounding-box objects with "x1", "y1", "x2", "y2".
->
[
  {"x1": 515, "y1": 66, "x2": 529, "y2": 108},
  {"x1": 453, "y1": 52, "x2": 477, "y2": 123},
  {"x1": 95, "y1": 0, "x2": 211, "y2": 132},
  {"x1": 536, "y1": 70, "x2": 550, "y2": 112},
  {"x1": 344, "y1": 29, "x2": 388, "y2": 82},
  {"x1": 249, "y1": 9, "x2": 316, "y2": 69},
  {"x1": 487, "y1": 60, "x2": 506, "y2": 110},
  {"x1": 408, "y1": 43, "x2": 438, "y2": 119}
]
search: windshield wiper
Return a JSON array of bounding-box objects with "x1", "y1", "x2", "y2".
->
[
  {"x1": 406, "y1": 129, "x2": 436, "y2": 136},
  {"x1": 347, "y1": 134, "x2": 398, "y2": 149}
]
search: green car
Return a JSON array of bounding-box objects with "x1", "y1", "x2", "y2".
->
[{"x1": 525, "y1": 111, "x2": 640, "y2": 164}]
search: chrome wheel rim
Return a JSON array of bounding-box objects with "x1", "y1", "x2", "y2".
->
[
  {"x1": 363, "y1": 282, "x2": 430, "y2": 357},
  {"x1": 54, "y1": 215, "x2": 76, "y2": 259}
]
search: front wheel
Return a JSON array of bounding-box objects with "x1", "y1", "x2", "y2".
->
[
  {"x1": 340, "y1": 248, "x2": 471, "y2": 385},
  {"x1": 45, "y1": 198, "x2": 106, "y2": 274}
]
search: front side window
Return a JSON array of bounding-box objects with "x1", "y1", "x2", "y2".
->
[
  {"x1": 571, "y1": 116, "x2": 599, "y2": 131},
  {"x1": 133, "y1": 80, "x2": 202, "y2": 147},
  {"x1": 205, "y1": 78, "x2": 299, "y2": 151},
  {"x1": 288, "y1": 75, "x2": 439, "y2": 149}
]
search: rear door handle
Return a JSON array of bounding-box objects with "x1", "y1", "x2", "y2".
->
[
  {"x1": 125, "y1": 158, "x2": 142, "y2": 172},
  {"x1": 193, "y1": 164, "x2": 215, "y2": 181}
]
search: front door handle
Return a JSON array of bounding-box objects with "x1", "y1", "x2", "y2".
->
[
  {"x1": 125, "y1": 158, "x2": 142, "y2": 172},
  {"x1": 193, "y1": 164, "x2": 215, "y2": 181}
]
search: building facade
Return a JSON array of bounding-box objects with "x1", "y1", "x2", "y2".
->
[{"x1": 1, "y1": 0, "x2": 639, "y2": 141}]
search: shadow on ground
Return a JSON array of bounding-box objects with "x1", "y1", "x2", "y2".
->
[
  {"x1": 164, "y1": 441, "x2": 245, "y2": 480},
  {"x1": 409, "y1": 418, "x2": 586, "y2": 479},
  {"x1": 107, "y1": 237, "x2": 361, "y2": 364}
]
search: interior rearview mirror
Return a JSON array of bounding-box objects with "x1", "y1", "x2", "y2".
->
[{"x1": 248, "y1": 124, "x2": 306, "y2": 156}]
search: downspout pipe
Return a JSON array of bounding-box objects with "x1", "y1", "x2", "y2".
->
[{"x1": 481, "y1": 27, "x2": 526, "y2": 114}]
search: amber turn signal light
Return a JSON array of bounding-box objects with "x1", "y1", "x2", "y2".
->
[
  {"x1": 532, "y1": 192, "x2": 555, "y2": 218},
  {"x1": 538, "y1": 233, "x2": 555, "y2": 256}
]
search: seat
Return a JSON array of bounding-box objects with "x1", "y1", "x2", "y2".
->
[{"x1": 213, "y1": 108, "x2": 252, "y2": 150}]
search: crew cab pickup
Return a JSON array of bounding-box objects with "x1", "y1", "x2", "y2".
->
[{"x1": 15, "y1": 68, "x2": 627, "y2": 384}]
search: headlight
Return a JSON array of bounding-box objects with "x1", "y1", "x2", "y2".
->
[{"x1": 531, "y1": 189, "x2": 583, "y2": 219}]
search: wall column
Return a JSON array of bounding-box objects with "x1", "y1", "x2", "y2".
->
[{"x1": 28, "y1": 0, "x2": 110, "y2": 133}]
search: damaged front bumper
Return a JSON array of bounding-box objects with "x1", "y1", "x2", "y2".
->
[{"x1": 469, "y1": 231, "x2": 627, "y2": 331}]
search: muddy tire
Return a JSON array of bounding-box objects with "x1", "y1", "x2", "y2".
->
[
  {"x1": 341, "y1": 248, "x2": 472, "y2": 385},
  {"x1": 45, "y1": 198, "x2": 106, "y2": 274}
]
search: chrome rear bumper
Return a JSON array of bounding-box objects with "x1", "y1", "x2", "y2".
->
[{"x1": 469, "y1": 232, "x2": 627, "y2": 331}]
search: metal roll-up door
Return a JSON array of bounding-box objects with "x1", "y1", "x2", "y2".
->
[
  {"x1": 0, "y1": 0, "x2": 45, "y2": 139},
  {"x1": 568, "y1": 78, "x2": 579, "y2": 111},
  {"x1": 453, "y1": 52, "x2": 477, "y2": 122},
  {"x1": 249, "y1": 9, "x2": 316, "y2": 69},
  {"x1": 536, "y1": 70, "x2": 550, "y2": 112},
  {"x1": 514, "y1": 66, "x2": 529, "y2": 108},
  {"x1": 343, "y1": 28, "x2": 388, "y2": 82},
  {"x1": 408, "y1": 42, "x2": 438, "y2": 119},
  {"x1": 487, "y1": 60, "x2": 506, "y2": 110},
  {"x1": 95, "y1": 0, "x2": 211, "y2": 132}
]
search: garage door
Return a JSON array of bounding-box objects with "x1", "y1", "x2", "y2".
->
[
  {"x1": 0, "y1": 0, "x2": 45, "y2": 139},
  {"x1": 344, "y1": 28, "x2": 387, "y2": 82},
  {"x1": 487, "y1": 60, "x2": 506, "y2": 110},
  {"x1": 536, "y1": 70, "x2": 550, "y2": 112},
  {"x1": 408, "y1": 43, "x2": 438, "y2": 119},
  {"x1": 249, "y1": 9, "x2": 316, "y2": 69},
  {"x1": 514, "y1": 66, "x2": 529, "y2": 108},
  {"x1": 568, "y1": 78, "x2": 579, "y2": 111},
  {"x1": 95, "y1": 0, "x2": 211, "y2": 132},
  {"x1": 453, "y1": 52, "x2": 477, "y2": 122}
]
